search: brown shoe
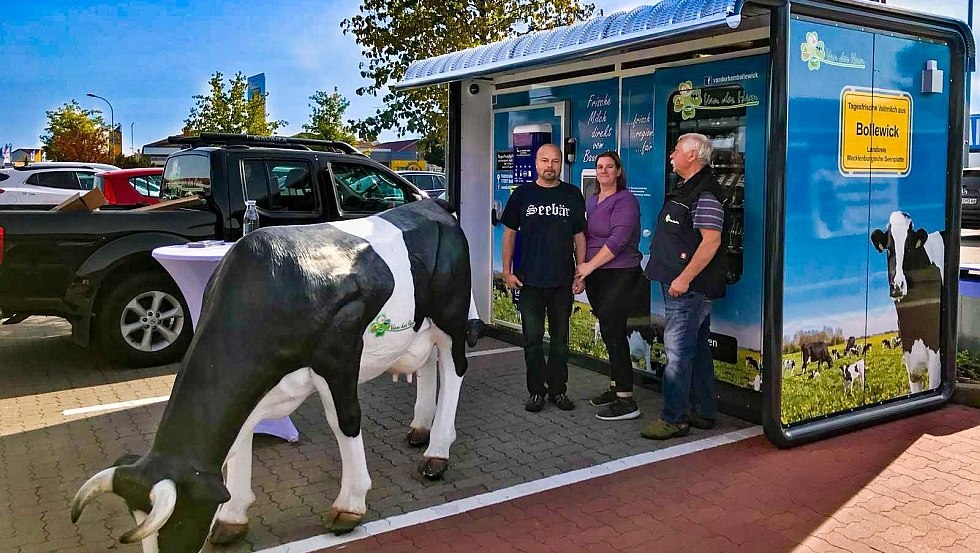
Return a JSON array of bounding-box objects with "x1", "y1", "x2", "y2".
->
[
  {"x1": 686, "y1": 412, "x2": 716, "y2": 430},
  {"x1": 641, "y1": 418, "x2": 690, "y2": 440}
]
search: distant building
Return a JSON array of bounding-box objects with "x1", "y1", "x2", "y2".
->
[
  {"x1": 142, "y1": 138, "x2": 181, "y2": 167},
  {"x1": 10, "y1": 148, "x2": 43, "y2": 167},
  {"x1": 362, "y1": 139, "x2": 428, "y2": 171}
]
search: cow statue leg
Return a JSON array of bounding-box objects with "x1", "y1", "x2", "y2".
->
[
  {"x1": 307, "y1": 375, "x2": 372, "y2": 534},
  {"x1": 408, "y1": 347, "x2": 438, "y2": 447},
  {"x1": 211, "y1": 369, "x2": 316, "y2": 545},
  {"x1": 419, "y1": 329, "x2": 464, "y2": 480}
]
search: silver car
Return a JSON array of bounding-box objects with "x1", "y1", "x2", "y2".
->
[{"x1": 397, "y1": 170, "x2": 446, "y2": 199}]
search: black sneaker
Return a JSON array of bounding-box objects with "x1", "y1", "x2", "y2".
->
[
  {"x1": 686, "y1": 412, "x2": 716, "y2": 430},
  {"x1": 589, "y1": 388, "x2": 618, "y2": 407},
  {"x1": 547, "y1": 393, "x2": 575, "y2": 411},
  {"x1": 595, "y1": 398, "x2": 641, "y2": 421},
  {"x1": 525, "y1": 394, "x2": 545, "y2": 412}
]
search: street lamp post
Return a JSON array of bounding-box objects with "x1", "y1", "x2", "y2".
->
[
  {"x1": 130, "y1": 122, "x2": 136, "y2": 155},
  {"x1": 86, "y1": 93, "x2": 114, "y2": 159}
]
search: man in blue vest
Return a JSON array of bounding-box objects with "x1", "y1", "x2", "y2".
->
[{"x1": 642, "y1": 133, "x2": 727, "y2": 439}]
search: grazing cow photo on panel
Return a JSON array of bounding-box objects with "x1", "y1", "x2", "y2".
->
[
  {"x1": 800, "y1": 341, "x2": 833, "y2": 375},
  {"x1": 882, "y1": 338, "x2": 892, "y2": 349},
  {"x1": 844, "y1": 336, "x2": 856, "y2": 353},
  {"x1": 862, "y1": 343, "x2": 872, "y2": 354},
  {"x1": 783, "y1": 359, "x2": 796, "y2": 372},
  {"x1": 841, "y1": 359, "x2": 866, "y2": 395},
  {"x1": 70, "y1": 200, "x2": 484, "y2": 553},
  {"x1": 871, "y1": 211, "x2": 943, "y2": 394}
]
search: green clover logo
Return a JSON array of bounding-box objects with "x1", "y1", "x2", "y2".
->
[
  {"x1": 370, "y1": 314, "x2": 392, "y2": 337},
  {"x1": 672, "y1": 81, "x2": 702, "y2": 120},
  {"x1": 800, "y1": 31, "x2": 826, "y2": 71}
]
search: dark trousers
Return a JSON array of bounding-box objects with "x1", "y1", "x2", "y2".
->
[
  {"x1": 518, "y1": 284, "x2": 572, "y2": 396},
  {"x1": 585, "y1": 267, "x2": 643, "y2": 393}
]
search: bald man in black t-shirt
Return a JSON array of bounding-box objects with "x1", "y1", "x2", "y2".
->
[{"x1": 501, "y1": 143, "x2": 586, "y2": 413}]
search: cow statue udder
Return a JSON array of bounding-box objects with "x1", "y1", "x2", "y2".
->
[{"x1": 70, "y1": 199, "x2": 482, "y2": 552}]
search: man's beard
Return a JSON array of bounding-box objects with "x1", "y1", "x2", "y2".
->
[{"x1": 540, "y1": 170, "x2": 557, "y2": 181}]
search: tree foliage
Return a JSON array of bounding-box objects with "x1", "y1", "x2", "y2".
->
[
  {"x1": 40, "y1": 100, "x2": 112, "y2": 162},
  {"x1": 114, "y1": 153, "x2": 154, "y2": 168},
  {"x1": 183, "y1": 72, "x2": 286, "y2": 136},
  {"x1": 342, "y1": 0, "x2": 595, "y2": 155},
  {"x1": 301, "y1": 88, "x2": 359, "y2": 143}
]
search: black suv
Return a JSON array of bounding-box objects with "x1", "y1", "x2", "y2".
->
[
  {"x1": 0, "y1": 134, "x2": 424, "y2": 367},
  {"x1": 963, "y1": 168, "x2": 980, "y2": 230}
]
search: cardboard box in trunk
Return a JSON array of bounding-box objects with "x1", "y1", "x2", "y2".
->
[{"x1": 50, "y1": 188, "x2": 108, "y2": 212}]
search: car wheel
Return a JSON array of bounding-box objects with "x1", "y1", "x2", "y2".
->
[{"x1": 97, "y1": 272, "x2": 192, "y2": 367}]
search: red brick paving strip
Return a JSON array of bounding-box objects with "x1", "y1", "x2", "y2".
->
[{"x1": 319, "y1": 406, "x2": 980, "y2": 553}]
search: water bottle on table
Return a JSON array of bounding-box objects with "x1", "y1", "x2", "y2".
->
[{"x1": 243, "y1": 200, "x2": 259, "y2": 235}]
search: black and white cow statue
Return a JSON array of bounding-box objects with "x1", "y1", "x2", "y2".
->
[
  {"x1": 871, "y1": 211, "x2": 944, "y2": 394},
  {"x1": 70, "y1": 199, "x2": 483, "y2": 553}
]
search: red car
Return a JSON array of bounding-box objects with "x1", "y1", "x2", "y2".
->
[{"x1": 94, "y1": 168, "x2": 163, "y2": 205}]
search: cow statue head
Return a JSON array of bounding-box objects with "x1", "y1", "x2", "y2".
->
[
  {"x1": 70, "y1": 453, "x2": 230, "y2": 552},
  {"x1": 870, "y1": 211, "x2": 932, "y2": 302}
]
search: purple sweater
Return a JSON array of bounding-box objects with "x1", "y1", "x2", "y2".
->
[{"x1": 585, "y1": 189, "x2": 642, "y2": 269}]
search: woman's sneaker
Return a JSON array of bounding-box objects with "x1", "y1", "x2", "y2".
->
[
  {"x1": 589, "y1": 388, "x2": 618, "y2": 407},
  {"x1": 595, "y1": 397, "x2": 640, "y2": 421}
]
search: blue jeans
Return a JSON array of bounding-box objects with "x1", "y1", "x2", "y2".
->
[{"x1": 661, "y1": 285, "x2": 716, "y2": 424}]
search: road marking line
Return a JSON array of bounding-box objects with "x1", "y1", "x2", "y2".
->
[
  {"x1": 254, "y1": 426, "x2": 764, "y2": 553},
  {"x1": 62, "y1": 395, "x2": 170, "y2": 416},
  {"x1": 60, "y1": 347, "x2": 521, "y2": 417},
  {"x1": 466, "y1": 346, "x2": 523, "y2": 357}
]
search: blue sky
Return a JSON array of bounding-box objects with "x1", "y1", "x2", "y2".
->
[{"x1": 0, "y1": 0, "x2": 970, "y2": 152}]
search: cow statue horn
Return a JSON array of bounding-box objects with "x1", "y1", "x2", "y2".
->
[
  {"x1": 70, "y1": 467, "x2": 116, "y2": 523},
  {"x1": 119, "y1": 479, "x2": 177, "y2": 544}
]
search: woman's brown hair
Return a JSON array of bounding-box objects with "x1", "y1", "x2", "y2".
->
[{"x1": 594, "y1": 150, "x2": 627, "y2": 193}]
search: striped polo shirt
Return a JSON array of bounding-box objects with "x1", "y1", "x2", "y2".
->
[{"x1": 692, "y1": 192, "x2": 724, "y2": 231}]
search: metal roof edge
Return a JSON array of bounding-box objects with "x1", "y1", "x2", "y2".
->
[{"x1": 392, "y1": 8, "x2": 734, "y2": 91}]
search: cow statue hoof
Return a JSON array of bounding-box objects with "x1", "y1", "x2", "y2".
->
[
  {"x1": 209, "y1": 521, "x2": 249, "y2": 545},
  {"x1": 326, "y1": 508, "x2": 363, "y2": 535},
  {"x1": 418, "y1": 457, "x2": 449, "y2": 480},
  {"x1": 406, "y1": 428, "x2": 430, "y2": 447}
]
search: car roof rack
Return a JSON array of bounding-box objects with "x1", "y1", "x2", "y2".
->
[{"x1": 168, "y1": 133, "x2": 365, "y2": 156}]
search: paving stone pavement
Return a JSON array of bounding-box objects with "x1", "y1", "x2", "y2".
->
[
  {"x1": 0, "y1": 316, "x2": 749, "y2": 553},
  {"x1": 320, "y1": 405, "x2": 980, "y2": 553}
]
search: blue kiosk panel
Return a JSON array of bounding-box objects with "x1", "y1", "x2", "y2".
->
[{"x1": 779, "y1": 19, "x2": 951, "y2": 429}]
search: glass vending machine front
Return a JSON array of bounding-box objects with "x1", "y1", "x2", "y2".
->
[{"x1": 665, "y1": 84, "x2": 747, "y2": 285}]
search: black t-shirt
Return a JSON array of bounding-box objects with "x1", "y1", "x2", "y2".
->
[{"x1": 501, "y1": 181, "x2": 586, "y2": 288}]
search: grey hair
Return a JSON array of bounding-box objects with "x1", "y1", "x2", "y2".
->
[{"x1": 677, "y1": 133, "x2": 713, "y2": 164}]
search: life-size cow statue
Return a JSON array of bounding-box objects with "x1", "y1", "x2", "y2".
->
[
  {"x1": 871, "y1": 211, "x2": 944, "y2": 394},
  {"x1": 70, "y1": 199, "x2": 482, "y2": 553}
]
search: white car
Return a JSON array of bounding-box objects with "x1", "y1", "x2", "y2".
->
[{"x1": 0, "y1": 163, "x2": 120, "y2": 207}]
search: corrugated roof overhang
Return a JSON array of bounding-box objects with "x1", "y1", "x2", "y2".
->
[
  {"x1": 392, "y1": 0, "x2": 976, "y2": 91},
  {"x1": 393, "y1": 0, "x2": 742, "y2": 91}
]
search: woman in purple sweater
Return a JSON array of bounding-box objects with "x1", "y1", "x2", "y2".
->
[{"x1": 576, "y1": 151, "x2": 644, "y2": 421}]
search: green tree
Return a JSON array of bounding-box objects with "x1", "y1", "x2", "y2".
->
[
  {"x1": 113, "y1": 153, "x2": 154, "y2": 168},
  {"x1": 419, "y1": 135, "x2": 445, "y2": 168},
  {"x1": 40, "y1": 100, "x2": 112, "y2": 162},
  {"x1": 301, "y1": 88, "x2": 359, "y2": 143},
  {"x1": 183, "y1": 71, "x2": 286, "y2": 136},
  {"x1": 341, "y1": 0, "x2": 594, "y2": 157}
]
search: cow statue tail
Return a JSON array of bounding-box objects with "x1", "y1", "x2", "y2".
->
[{"x1": 466, "y1": 294, "x2": 485, "y2": 348}]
